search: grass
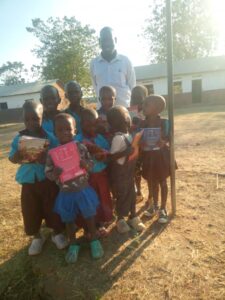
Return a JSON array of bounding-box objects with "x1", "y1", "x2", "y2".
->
[{"x1": 1, "y1": 104, "x2": 225, "y2": 299}]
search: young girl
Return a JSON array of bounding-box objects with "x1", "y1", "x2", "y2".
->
[
  {"x1": 64, "y1": 81, "x2": 85, "y2": 134},
  {"x1": 96, "y1": 85, "x2": 116, "y2": 141},
  {"x1": 107, "y1": 106, "x2": 145, "y2": 233},
  {"x1": 77, "y1": 108, "x2": 113, "y2": 236},
  {"x1": 130, "y1": 85, "x2": 148, "y2": 203},
  {"x1": 40, "y1": 85, "x2": 61, "y2": 134},
  {"x1": 45, "y1": 113, "x2": 104, "y2": 263},
  {"x1": 8, "y1": 100, "x2": 67, "y2": 256},
  {"x1": 140, "y1": 95, "x2": 171, "y2": 223}
]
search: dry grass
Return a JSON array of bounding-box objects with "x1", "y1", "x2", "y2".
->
[{"x1": 0, "y1": 104, "x2": 225, "y2": 300}]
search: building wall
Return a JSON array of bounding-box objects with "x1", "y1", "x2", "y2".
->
[
  {"x1": 137, "y1": 70, "x2": 225, "y2": 106},
  {"x1": 0, "y1": 93, "x2": 40, "y2": 109},
  {"x1": 202, "y1": 71, "x2": 225, "y2": 91}
]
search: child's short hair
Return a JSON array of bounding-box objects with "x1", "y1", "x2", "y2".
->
[
  {"x1": 40, "y1": 85, "x2": 60, "y2": 99},
  {"x1": 65, "y1": 81, "x2": 82, "y2": 93},
  {"x1": 99, "y1": 86, "x2": 116, "y2": 99},
  {"x1": 54, "y1": 113, "x2": 76, "y2": 127},
  {"x1": 131, "y1": 85, "x2": 148, "y2": 106},
  {"x1": 81, "y1": 108, "x2": 98, "y2": 122},
  {"x1": 23, "y1": 100, "x2": 43, "y2": 114},
  {"x1": 107, "y1": 106, "x2": 130, "y2": 131},
  {"x1": 144, "y1": 95, "x2": 166, "y2": 113}
]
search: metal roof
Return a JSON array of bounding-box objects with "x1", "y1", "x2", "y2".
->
[
  {"x1": 0, "y1": 79, "x2": 63, "y2": 97},
  {"x1": 134, "y1": 56, "x2": 225, "y2": 81}
]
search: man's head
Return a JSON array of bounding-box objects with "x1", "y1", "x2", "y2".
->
[{"x1": 99, "y1": 27, "x2": 117, "y2": 57}]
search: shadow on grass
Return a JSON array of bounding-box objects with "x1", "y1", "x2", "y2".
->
[{"x1": 0, "y1": 217, "x2": 171, "y2": 300}]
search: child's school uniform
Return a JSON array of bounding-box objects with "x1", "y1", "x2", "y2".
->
[
  {"x1": 45, "y1": 141, "x2": 99, "y2": 223},
  {"x1": 64, "y1": 107, "x2": 84, "y2": 135},
  {"x1": 109, "y1": 132, "x2": 136, "y2": 217},
  {"x1": 76, "y1": 133, "x2": 113, "y2": 223},
  {"x1": 140, "y1": 116, "x2": 171, "y2": 182},
  {"x1": 9, "y1": 129, "x2": 64, "y2": 236},
  {"x1": 42, "y1": 112, "x2": 60, "y2": 146}
]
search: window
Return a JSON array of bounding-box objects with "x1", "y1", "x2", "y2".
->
[
  {"x1": 145, "y1": 84, "x2": 154, "y2": 95},
  {"x1": 0, "y1": 102, "x2": 8, "y2": 110},
  {"x1": 173, "y1": 81, "x2": 182, "y2": 94}
]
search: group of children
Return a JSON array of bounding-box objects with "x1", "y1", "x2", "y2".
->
[{"x1": 9, "y1": 80, "x2": 172, "y2": 263}]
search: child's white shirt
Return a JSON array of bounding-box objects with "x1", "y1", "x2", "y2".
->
[{"x1": 110, "y1": 132, "x2": 132, "y2": 165}]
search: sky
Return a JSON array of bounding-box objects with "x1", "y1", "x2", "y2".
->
[{"x1": 0, "y1": 0, "x2": 225, "y2": 76}]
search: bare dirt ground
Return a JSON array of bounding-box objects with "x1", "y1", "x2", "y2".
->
[{"x1": 0, "y1": 104, "x2": 225, "y2": 300}]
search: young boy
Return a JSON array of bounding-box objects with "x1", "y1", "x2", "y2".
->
[
  {"x1": 97, "y1": 86, "x2": 116, "y2": 141},
  {"x1": 8, "y1": 100, "x2": 67, "y2": 256},
  {"x1": 40, "y1": 85, "x2": 61, "y2": 134},
  {"x1": 64, "y1": 81, "x2": 84, "y2": 134}
]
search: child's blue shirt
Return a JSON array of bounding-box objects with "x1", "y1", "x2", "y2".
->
[
  {"x1": 9, "y1": 129, "x2": 58, "y2": 185},
  {"x1": 42, "y1": 118, "x2": 54, "y2": 134},
  {"x1": 75, "y1": 133, "x2": 109, "y2": 173}
]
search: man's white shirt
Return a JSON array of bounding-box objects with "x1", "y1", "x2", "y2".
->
[{"x1": 90, "y1": 54, "x2": 136, "y2": 108}]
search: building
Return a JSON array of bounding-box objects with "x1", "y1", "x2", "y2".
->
[
  {"x1": 0, "y1": 79, "x2": 67, "y2": 110},
  {"x1": 134, "y1": 56, "x2": 225, "y2": 106},
  {"x1": 0, "y1": 79, "x2": 68, "y2": 123}
]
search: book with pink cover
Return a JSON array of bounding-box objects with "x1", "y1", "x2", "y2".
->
[
  {"x1": 19, "y1": 135, "x2": 49, "y2": 163},
  {"x1": 49, "y1": 141, "x2": 86, "y2": 183}
]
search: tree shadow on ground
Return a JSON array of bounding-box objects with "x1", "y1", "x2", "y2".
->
[{"x1": 0, "y1": 215, "x2": 172, "y2": 300}]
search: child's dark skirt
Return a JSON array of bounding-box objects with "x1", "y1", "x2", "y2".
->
[
  {"x1": 141, "y1": 146, "x2": 171, "y2": 182},
  {"x1": 21, "y1": 179, "x2": 64, "y2": 236}
]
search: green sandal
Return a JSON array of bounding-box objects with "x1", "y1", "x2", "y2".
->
[
  {"x1": 65, "y1": 244, "x2": 80, "y2": 264},
  {"x1": 90, "y1": 240, "x2": 104, "y2": 259}
]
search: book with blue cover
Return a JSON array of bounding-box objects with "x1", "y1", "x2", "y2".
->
[{"x1": 141, "y1": 127, "x2": 161, "y2": 151}]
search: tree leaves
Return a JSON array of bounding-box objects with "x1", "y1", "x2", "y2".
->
[
  {"x1": 0, "y1": 61, "x2": 27, "y2": 86},
  {"x1": 144, "y1": 0, "x2": 218, "y2": 63},
  {"x1": 27, "y1": 17, "x2": 98, "y2": 87}
]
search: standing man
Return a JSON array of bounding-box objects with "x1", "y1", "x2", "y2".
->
[{"x1": 90, "y1": 27, "x2": 136, "y2": 108}]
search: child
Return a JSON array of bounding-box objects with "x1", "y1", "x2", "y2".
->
[
  {"x1": 8, "y1": 100, "x2": 67, "y2": 256},
  {"x1": 40, "y1": 85, "x2": 61, "y2": 134},
  {"x1": 96, "y1": 85, "x2": 116, "y2": 141},
  {"x1": 45, "y1": 113, "x2": 104, "y2": 263},
  {"x1": 130, "y1": 85, "x2": 148, "y2": 203},
  {"x1": 141, "y1": 95, "x2": 171, "y2": 223},
  {"x1": 107, "y1": 106, "x2": 145, "y2": 234},
  {"x1": 77, "y1": 108, "x2": 113, "y2": 236},
  {"x1": 64, "y1": 81, "x2": 84, "y2": 135}
]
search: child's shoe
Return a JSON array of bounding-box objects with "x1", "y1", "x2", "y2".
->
[
  {"x1": 90, "y1": 240, "x2": 104, "y2": 259},
  {"x1": 128, "y1": 216, "x2": 146, "y2": 232},
  {"x1": 116, "y1": 219, "x2": 130, "y2": 233},
  {"x1": 28, "y1": 236, "x2": 46, "y2": 256},
  {"x1": 144, "y1": 205, "x2": 159, "y2": 218},
  {"x1": 52, "y1": 233, "x2": 68, "y2": 250},
  {"x1": 65, "y1": 244, "x2": 80, "y2": 264},
  {"x1": 158, "y1": 209, "x2": 168, "y2": 224}
]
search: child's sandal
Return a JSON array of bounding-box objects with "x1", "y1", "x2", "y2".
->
[
  {"x1": 65, "y1": 244, "x2": 80, "y2": 264},
  {"x1": 90, "y1": 239, "x2": 104, "y2": 259}
]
